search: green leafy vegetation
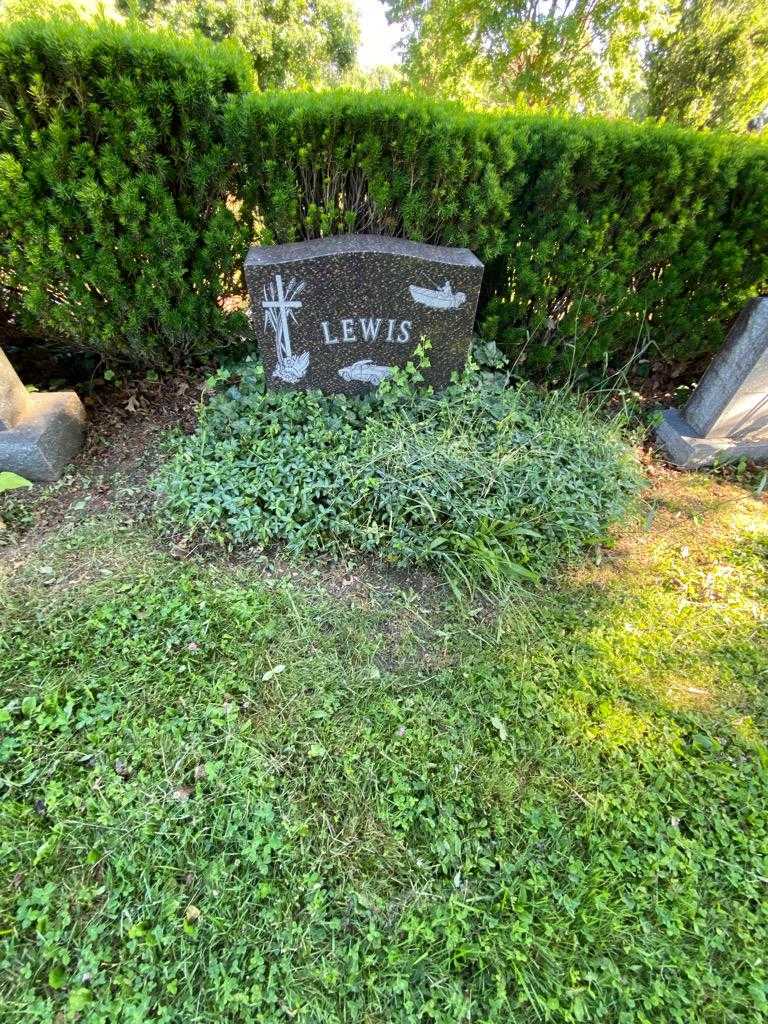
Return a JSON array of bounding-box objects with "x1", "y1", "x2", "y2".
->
[
  {"x1": 0, "y1": 477, "x2": 34, "y2": 545},
  {"x1": 1, "y1": 470, "x2": 767, "y2": 1021},
  {"x1": 384, "y1": 0, "x2": 656, "y2": 116},
  {"x1": 1, "y1": 17, "x2": 767, "y2": 372},
  {"x1": 114, "y1": 0, "x2": 360, "y2": 89},
  {"x1": 383, "y1": 0, "x2": 768, "y2": 131},
  {"x1": 0, "y1": 15, "x2": 252, "y2": 363},
  {"x1": 647, "y1": 0, "x2": 768, "y2": 132},
  {"x1": 155, "y1": 356, "x2": 642, "y2": 589},
  {"x1": 0, "y1": 471, "x2": 30, "y2": 493}
]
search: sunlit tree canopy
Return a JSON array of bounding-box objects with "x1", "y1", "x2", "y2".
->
[
  {"x1": 646, "y1": 0, "x2": 768, "y2": 132},
  {"x1": 384, "y1": 0, "x2": 768, "y2": 130},
  {"x1": 116, "y1": 0, "x2": 360, "y2": 88}
]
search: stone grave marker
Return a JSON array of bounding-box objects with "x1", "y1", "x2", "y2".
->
[
  {"x1": 656, "y1": 297, "x2": 768, "y2": 467},
  {"x1": 244, "y1": 235, "x2": 484, "y2": 394},
  {"x1": 0, "y1": 346, "x2": 86, "y2": 481}
]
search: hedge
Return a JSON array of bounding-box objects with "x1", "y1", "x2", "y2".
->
[
  {"x1": 1, "y1": 16, "x2": 767, "y2": 373},
  {"x1": 233, "y1": 92, "x2": 768, "y2": 373},
  {"x1": 0, "y1": 17, "x2": 252, "y2": 364}
]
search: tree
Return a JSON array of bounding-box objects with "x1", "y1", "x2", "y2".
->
[
  {"x1": 338, "y1": 62, "x2": 405, "y2": 91},
  {"x1": 117, "y1": 0, "x2": 360, "y2": 88},
  {"x1": 646, "y1": 0, "x2": 768, "y2": 132},
  {"x1": 383, "y1": 0, "x2": 667, "y2": 115},
  {"x1": 0, "y1": 0, "x2": 119, "y2": 19}
]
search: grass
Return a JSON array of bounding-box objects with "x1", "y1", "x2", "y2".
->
[{"x1": 0, "y1": 469, "x2": 767, "y2": 1022}]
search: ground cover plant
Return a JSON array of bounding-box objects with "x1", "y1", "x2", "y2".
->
[
  {"x1": 1, "y1": 16, "x2": 768, "y2": 373},
  {"x1": 155, "y1": 355, "x2": 643, "y2": 590},
  {"x1": 0, "y1": 469, "x2": 767, "y2": 1022}
]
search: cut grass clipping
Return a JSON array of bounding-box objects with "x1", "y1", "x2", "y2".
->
[{"x1": 157, "y1": 353, "x2": 642, "y2": 589}]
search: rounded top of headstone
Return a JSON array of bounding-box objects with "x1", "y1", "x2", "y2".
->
[{"x1": 245, "y1": 234, "x2": 483, "y2": 270}]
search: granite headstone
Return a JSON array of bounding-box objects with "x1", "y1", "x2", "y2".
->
[
  {"x1": 244, "y1": 235, "x2": 484, "y2": 394},
  {"x1": 0, "y1": 346, "x2": 28, "y2": 431},
  {"x1": 0, "y1": 346, "x2": 86, "y2": 482},
  {"x1": 656, "y1": 297, "x2": 768, "y2": 467}
]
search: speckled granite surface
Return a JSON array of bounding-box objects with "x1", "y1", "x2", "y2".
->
[{"x1": 245, "y1": 235, "x2": 484, "y2": 395}]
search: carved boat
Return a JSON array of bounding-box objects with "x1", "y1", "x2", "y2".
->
[{"x1": 409, "y1": 281, "x2": 467, "y2": 310}]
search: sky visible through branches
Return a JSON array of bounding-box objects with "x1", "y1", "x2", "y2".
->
[{"x1": 355, "y1": 0, "x2": 401, "y2": 68}]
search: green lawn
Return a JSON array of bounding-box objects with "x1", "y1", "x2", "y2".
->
[{"x1": 1, "y1": 470, "x2": 767, "y2": 1022}]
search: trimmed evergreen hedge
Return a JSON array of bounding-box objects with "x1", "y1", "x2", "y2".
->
[
  {"x1": 1, "y1": 16, "x2": 767, "y2": 371},
  {"x1": 234, "y1": 92, "x2": 768, "y2": 373},
  {"x1": 0, "y1": 17, "x2": 252, "y2": 364}
]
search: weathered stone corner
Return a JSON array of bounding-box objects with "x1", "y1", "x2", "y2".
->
[
  {"x1": 656, "y1": 407, "x2": 768, "y2": 469},
  {"x1": 656, "y1": 297, "x2": 768, "y2": 469},
  {"x1": 0, "y1": 347, "x2": 86, "y2": 482}
]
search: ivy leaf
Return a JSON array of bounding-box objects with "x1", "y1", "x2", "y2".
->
[
  {"x1": 68, "y1": 988, "x2": 92, "y2": 1012},
  {"x1": 48, "y1": 964, "x2": 66, "y2": 989}
]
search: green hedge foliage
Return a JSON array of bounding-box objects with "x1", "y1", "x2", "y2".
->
[
  {"x1": 1, "y1": 16, "x2": 767, "y2": 371},
  {"x1": 0, "y1": 16, "x2": 252, "y2": 363},
  {"x1": 233, "y1": 92, "x2": 768, "y2": 373}
]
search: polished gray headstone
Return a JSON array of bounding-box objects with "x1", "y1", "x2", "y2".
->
[
  {"x1": 656, "y1": 298, "x2": 768, "y2": 468},
  {"x1": 0, "y1": 347, "x2": 86, "y2": 481},
  {"x1": 244, "y1": 234, "x2": 484, "y2": 395}
]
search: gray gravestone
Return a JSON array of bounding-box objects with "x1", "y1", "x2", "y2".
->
[
  {"x1": 0, "y1": 347, "x2": 86, "y2": 481},
  {"x1": 656, "y1": 298, "x2": 768, "y2": 467},
  {"x1": 0, "y1": 347, "x2": 29, "y2": 431},
  {"x1": 244, "y1": 235, "x2": 484, "y2": 394}
]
